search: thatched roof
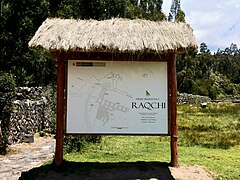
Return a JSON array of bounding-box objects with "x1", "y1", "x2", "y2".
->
[{"x1": 29, "y1": 18, "x2": 198, "y2": 53}]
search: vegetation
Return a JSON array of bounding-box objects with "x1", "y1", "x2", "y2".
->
[
  {"x1": 0, "y1": 0, "x2": 176, "y2": 152},
  {"x1": 52, "y1": 0, "x2": 166, "y2": 21},
  {"x1": 64, "y1": 135, "x2": 102, "y2": 153},
  {"x1": 61, "y1": 103, "x2": 239, "y2": 179},
  {"x1": 168, "y1": 0, "x2": 185, "y2": 22},
  {"x1": 0, "y1": 1, "x2": 240, "y2": 177},
  {"x1": 178, "y1": 102, "x2": 240, "y2": 149},
  {"x1": 0, "y1": 0, "x2": 167, "y2": 87},
  {"x1": 0, "y1": 0, "x2": 239, "y2": 95},
  {"x1": 19, "y1": 103, "x2": 240, "y2": 179},
  {"x1": 177, "y1": 44, "x2": 240, "y2": 99},
  {"x1": 0, "y1": 0, "x2": 56, "y2": 87},
  {"x1": 0, "y1": 0, "x2": 239, "y2": 97},
  {"x1": 0, "y1": 72, "x2": 15, "y2": 154}
]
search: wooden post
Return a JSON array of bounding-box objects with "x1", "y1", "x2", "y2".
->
[
  {"x1": 54, "y1": 51, "x2": 66, "y2": 167},
  {"x1": 168, "y1": 53, "x2": 179, "y2": 167}
]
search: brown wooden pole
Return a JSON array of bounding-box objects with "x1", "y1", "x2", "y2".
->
[
  {"x1": 54, "y1": 51, "x2": 66, "y2": 167},
  {"x1": 168, "y1": 53, "x2": 179, "y2": 167}
]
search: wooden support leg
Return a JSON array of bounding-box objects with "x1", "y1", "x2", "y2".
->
[
  {"x1": 168, "y1": 53, "x2": 179, "y2": 167},
  {"x1": 54, "y1": 51, "x2": 65, "y2": 167}
]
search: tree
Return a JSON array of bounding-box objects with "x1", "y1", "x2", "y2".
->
[
  {"x1": 214, "y1": 45, "x2": 240, "y2": 84},
  {"x1": 176, "y1": 49, "x2": 198, "y2": 93},
  {"x1": 53, "y1": 0, "x2": 165, "y2": 21},
  {"x1": 0, "y1": 0, "x2": 57, "y2": 86},
  {"x1": 54, "y1": 0, "x2": 127, "y2": 20},
  {"x1": 0, "y1": 0, "x2": 168, "y2": 87},
  {"x1": 0, "y1": 0, "x2": 167, "y2": 87},
  {"x1": 0, "y1": 72, "x2": 15, "y2": 154},
  {"x1": 176, "y1": 9, "x2": 185, "y2": 22},
  {"x1": 230, "y1": 43, "x2": 238, "y2": 55},
  {"x1": 129, "y1": 0, "x2": 165, "y2": 21},
  {"x1": 199, "y1": 42, "x2": 210, "y2": 53},
  {"x1": 177, "y1": 41, "x2": 240, "y2": 99},
  {"x1": 168, "y1": 0, "x2": 184, "y2": 22},
  {"x1": 2, "y1": 0, "x2": 239, "y2": 100}
]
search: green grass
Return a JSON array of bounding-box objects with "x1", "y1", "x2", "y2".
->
[
  {"x1": 64, "y1": 136, "x2": 240, "y2": 179},
  {"x1": 63, "y1": 103, "x2": 240, "y2": 179},
  {"x1": 179, "y1": 145, "x2": 240, "y2": 179},
  {"x1": 178, "y1": 102, "x2": 240, "y2": 149},
  {"x1": 65, "y1": 136, "x2": 171, "y2": 163},
  {"x1": 20, "y1": 103, "x2": 240, "y2": 179}
]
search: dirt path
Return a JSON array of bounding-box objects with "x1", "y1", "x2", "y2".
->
[{"x1": 0, "y1": 136, "x2": 213, "y2": 180}]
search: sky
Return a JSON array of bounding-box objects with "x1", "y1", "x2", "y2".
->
[{"x1": 162, "y1": 0, "x2": 240, "y2": 52}]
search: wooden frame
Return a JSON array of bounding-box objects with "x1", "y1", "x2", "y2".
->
[{"x1": 53, "y1": 51, "x2": 178, "y2": 167}]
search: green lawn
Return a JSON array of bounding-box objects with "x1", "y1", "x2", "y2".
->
[
  {"x1": 64, "y1": 136, "x2": 240, "y2": 179},
  {"x1": 64, "y1": 103, "x2": 240, "y2": 179}
]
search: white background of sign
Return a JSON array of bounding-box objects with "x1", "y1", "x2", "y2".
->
[{"x1": 67, "y1": 60, "x2": 168, "y2": 134}]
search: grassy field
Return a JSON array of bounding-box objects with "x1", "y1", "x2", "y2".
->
[{"x1": 63, "y1": 102, "x2": 240, "y2": 179}]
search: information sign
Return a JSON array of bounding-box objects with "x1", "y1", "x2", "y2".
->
[{"x1": 67, "y1": 60, "x2": 168, "y2": 134}]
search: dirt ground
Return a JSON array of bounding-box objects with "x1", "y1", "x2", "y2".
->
[
  {"x1": 169, "y1": 165, "x2": 213, "y2": 180},
  {"x1": 2, "y1": 136, "x2": 213, "y2": 180}
]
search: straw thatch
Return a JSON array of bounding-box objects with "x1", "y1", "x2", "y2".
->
[{"x1": 29, "y1": 18, "x2": 198, "y2": 53}]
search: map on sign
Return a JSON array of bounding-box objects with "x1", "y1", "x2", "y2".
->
[{"x1": 66, "y1": 60, "x2": 168, "y2": 134}]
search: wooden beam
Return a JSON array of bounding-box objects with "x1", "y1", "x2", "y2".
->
[
  {"x1": 54, "y1": 51, "x2": 66, "y2": 167},
  {"x1": 168, "y1": 53, "x2": 179, "y2": 167}
]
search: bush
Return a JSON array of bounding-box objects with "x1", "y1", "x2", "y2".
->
[
  {"x1": 192, "y1": 81, "x2": 209, "y2": 96},
  {"x1": 64, "y1": 135, "x2": 102, "y2": 153},
  {"x1": 0, "y1": 72, "x2": 15, "y2": 154}
]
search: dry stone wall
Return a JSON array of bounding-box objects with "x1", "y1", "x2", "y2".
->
[
  {"x1": 9, "y1": 87, "x2": 55, "y2": 144},
  {"x1": 177, "y1": 92, "x2": 211, "y2": 104},
  {"x1": 5, "y1": 87, "x2": 211, "y2": 144}
]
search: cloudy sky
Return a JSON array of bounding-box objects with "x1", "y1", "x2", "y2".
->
[{"x1": 162, "y1": 0, "x2": 240, "y2": 52}]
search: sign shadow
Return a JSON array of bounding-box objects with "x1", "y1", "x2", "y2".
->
[{"x1": 19, "y1": 161, "x2": 175, "y2": 179}]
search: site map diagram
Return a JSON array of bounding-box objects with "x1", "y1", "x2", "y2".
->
[{"x1": 67, "y1": 60, "x2": 168, "y2": 134}]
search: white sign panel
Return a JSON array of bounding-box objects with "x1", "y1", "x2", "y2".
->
[{"x1": 67, "y1": 60, "x2": 168, "y2": 134}]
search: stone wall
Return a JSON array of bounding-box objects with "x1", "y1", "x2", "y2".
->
[
  {"x1": 2, "y1": 87, "x2": 212, "y2": 144},
  {"x1": 8, "y1": 87, "x2": 55, "y2": 144},
  {"x1": 177, "y1": 92, "x2": 211, "y2": 104}
]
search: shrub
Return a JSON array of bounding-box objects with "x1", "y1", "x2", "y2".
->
[
  {"x1": 0, "y1": 72, "x2": 15, "y2": 154},
  {"x1": 64, "y1": 135, "x2": 102, "y2": 153},
  {"x1": 192, "y1": 79, "x2": 209, "y2": 96}
]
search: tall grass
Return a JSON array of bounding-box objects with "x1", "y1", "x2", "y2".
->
[{"x1": 178, "y1": 102, "x2": 240, "y2": 149}]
